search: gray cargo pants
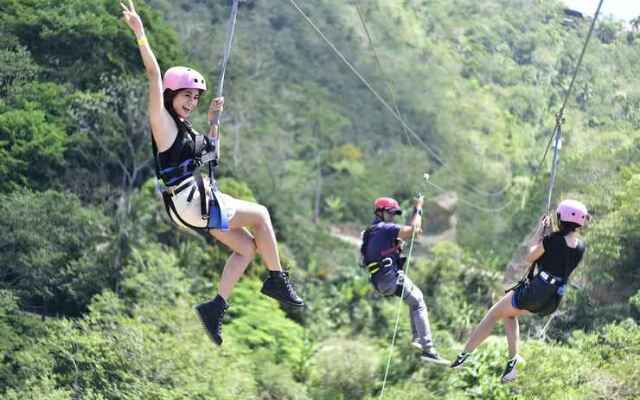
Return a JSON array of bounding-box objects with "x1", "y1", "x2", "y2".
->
[{"x1": 371, "y1": 269, "x2": 434, "y2": 349}]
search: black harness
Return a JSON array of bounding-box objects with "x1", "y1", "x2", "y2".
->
[
  {"x1": 155, "y1": 132, "x2": 211, "y2": 186},
  {"x1": 360, "y1": 222, "x2": 406, "y2": 275},
  {"x1": 507, "y1": 238, "x2": 584, "y2": 315},
  {"x1": 151, "y1": 123, "x2": 228, "y2": 232}
]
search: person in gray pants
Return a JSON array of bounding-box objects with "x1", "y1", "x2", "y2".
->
[{"x1": 361, "y1": 196, "x2": 448, "y2": 364}]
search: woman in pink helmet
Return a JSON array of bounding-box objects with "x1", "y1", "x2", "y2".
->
[
  {"x1": 450, "y1": 199, "x2": 589, "y2": 383},
  {"x1": 122, "y1": 0, "x2": 303, "y2": 346}
]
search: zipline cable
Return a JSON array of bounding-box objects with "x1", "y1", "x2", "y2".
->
[
  {"x1": 535, "y1": 0, "x2": 605, "y2": 341},
  {"x1": 284, "y1": 0, "x2": 607, "y2": 393},
  {"x1": 214, "y1": 0, "x2": 239, "y2": 126},
  {"x1": 422, "y1": 178, "x2": 517, "y2": 213},
  {"x1": 354, "y1": 2, "x2": 412, "y2": 146},
  {"x1": 536, "y1": 0, "x2": 605, "y2": 182},
  {"x1": 353, "y1": 2, "x2": 515, "y2": 199},
  {"x1": 285, "y1": 0, "x2": 606, "y2": 387},
  {"x1": 288, "y1": 0, "x2": 604, "y2": 215},
  {"x1": 287, "y1": 0, "x2": 516, "y2": 205},
  {"x1": 202, "y1": 0, "x2": 240, "y2": 183}
]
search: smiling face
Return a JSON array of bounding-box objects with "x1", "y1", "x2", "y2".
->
[{"x1": 171, "y1": 88, "x2": 201, "y2": 119}]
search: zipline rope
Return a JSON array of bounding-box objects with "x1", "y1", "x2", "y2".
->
[
  {"x1": 203, "y1": 0, "x2": 240, "y2": 180},
  {"x1": 536, "y1": 0, "x2": 605, "y2": 340},
  {"x1": 214, "y1": 0, "x2": 239, "y2": 124},
  {"x1": 534, "y1": 0, "x2": 605, "y2": 191},
  {"x1": 379, "y1": 225, "x2": 418, "y2": 398}
]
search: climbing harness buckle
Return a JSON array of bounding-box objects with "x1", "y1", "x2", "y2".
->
[
  {"x1": 199, "y1": 150, "x2": 217, "y2": 165},
  {"x1": 367, "y1": 257, "x2": 394, "y2": 275},
  {"x1": 538, "y1": 271, "x2": 563, "y2": 286}
]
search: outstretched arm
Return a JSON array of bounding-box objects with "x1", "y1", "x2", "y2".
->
[{"x1": 121, "y1": 0, "x2": 175, "y2": 149}]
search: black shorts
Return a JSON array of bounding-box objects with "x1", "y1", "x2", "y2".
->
[{"x1": 512, "y1": 276, "x2": 562, "y2": 316}]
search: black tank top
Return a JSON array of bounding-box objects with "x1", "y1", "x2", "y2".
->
[
  {"x1": 536, "y1": 232, "x2": 586, "y2": 280},
  {"x1": 153, "y1": 119, "x2": 211, "y2": 186},
  {"x1": 157, "y1": 122, "x2": 197, "y2": 171}
]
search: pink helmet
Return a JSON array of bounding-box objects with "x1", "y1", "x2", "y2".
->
[
  {"x1": 556, "y1": 199, "x2": 589, "y2": 226},
  {"x1": 374, "y1": 197, "x2": 402, "y2": 215},
  {"x1": 163, "y1": 66, "x2": 207, "y2": 92}
]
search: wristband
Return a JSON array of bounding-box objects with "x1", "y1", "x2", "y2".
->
[
  {"x1": 137, "y1": 36, "x2": 148, "y2": 47},
  {"x1": 413, "y1": 207, "x2": 422, "y2": 216}
]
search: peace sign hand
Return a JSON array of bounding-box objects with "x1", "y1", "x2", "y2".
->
[{"x1": 121, "y1": 0, "x2": 144, "y2": 36}]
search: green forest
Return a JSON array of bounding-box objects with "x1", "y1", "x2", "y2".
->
[{"x1": 1, "y1": 0, "x2": 639, "y2": 398}]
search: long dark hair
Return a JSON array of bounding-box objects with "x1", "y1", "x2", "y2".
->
[{"x1": 163, "y1": 89, "x2": 191, "y2": 130}]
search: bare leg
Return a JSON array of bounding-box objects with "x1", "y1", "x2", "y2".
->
[
  {"x1": 463, "y1": 292, "x2": 529, "y2": 353},
  {"x1": 208, "y1": 228, "x2": 257, "y2": 300},
  {"x1": 207, "y1": 197, "x2": 303, "y2": 307},
  {"x1": 505, "y1": 317, "x2": 519, "y2": 358},
  {"x1": 226, "y1": 199, "x2": 282, "y2": 271}
]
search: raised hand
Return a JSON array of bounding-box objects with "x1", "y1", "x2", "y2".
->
[
  {"x1": 208, "y1": 97, "x2": 225, "y2": 124},
  {"x1": 121, "y1": 0, "x2": 144, "y2": 36},
  {"x1": 540, "y1": 215, "x2": 551, "y2": 228}
]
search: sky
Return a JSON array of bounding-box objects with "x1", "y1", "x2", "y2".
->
[{"x1": 561, "y1": 0, "x2": 640, "y2": 21}]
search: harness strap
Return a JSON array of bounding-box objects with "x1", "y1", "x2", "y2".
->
[
  {"x1": 164, "y1": 179, "x2": 194, "y2": 197},
  {"x1": 196, "y1": 174, "x2": 208, "y2": 220},
  {"x1": 160, "y1": 159, "x2": 198, "y2": 185},
  {"x1": 158, "y1": 170, "x2": 231, "y2": 232},
  {"x1": 504, "y1": 280, "x2": 523, "y2": 294},
  {"x1": 162, "y1": 193, "x2": 208, "y2": 232}
]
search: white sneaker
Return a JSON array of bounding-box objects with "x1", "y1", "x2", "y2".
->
[{"x1": 501, "y1": 354, "x2": 524, "y2": 384}]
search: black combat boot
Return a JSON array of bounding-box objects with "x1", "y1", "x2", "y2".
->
[
  {"x1": 195, "y1": 295, "x2": 229, "y2": 346},
  {"x1": 261, "y1": 270, "x2": 305, "y2": 307}
]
